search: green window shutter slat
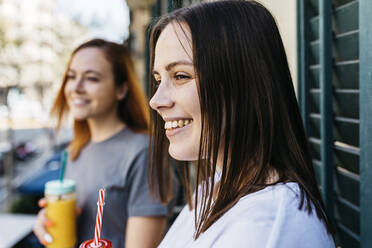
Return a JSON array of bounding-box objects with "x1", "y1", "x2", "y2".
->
[
  {"x1": 334, "y1": 61, "x2": 359, "y2": 89},
  {"x1": 335, "y1": 167, "x2": 360, "y2": 206},
  {"x1": 334, "y1": 119, "x2": 359, "y2": 147},
  {"x1": 309, "y1": 137, "x2": 321, "y2": 158},
  {"x1": 310, "y1": 17, "x2": 319, "y2": 41},
  {"x1": 334, "y1": 1, "x2": 359, "y2": 34},
  {"x1": 310, "y1": 137, "x2": 360, "y2": 174},
  {"x1": 309, "y1": 114, "x2": 359, "y2": 146},
  {"x1": 309, "y1": 90, "x2": 359, "y2": 118},
  {"x1": 309, "y1": 113, "x2": 321, "y2": 138},
  {"x1": 333, "y1": 0, "x2": 357, "y2": 8},
  {"x1": 308, "y1": 2, "x2": 359, "y2": 51},
  {"x1": 309, "y1": 66, "x2": 320, "y2": 88},
  {"x1": 308, "y1": 0, "x2": 319, "y2": 18},
  {"x1": 309, "y1": 90, "x2": 320, "y2": 113},
  {"x1": 309, "y1": 61, "x2": 359, "y2": 90},
  {"x1": 334, "y1": 143, "x2": 360, "y2": 174},
  {"x1": 334, "y1": 90, "x2": 359, "y2": 119},
  {"x1": 334, "y1": 31, "x2": 359, "y2": 61},
  {"x1": 335, "y1": 196, "x2": 360, "y2": 235},
  {"x1": 334, "y1": 117, "x2": 359, "y2": 147},
  {"x1": 337, "y1": 224, "x2": 360, "y2": 248},
  {"x1": 310, "y1": 41, "x2": 320, "y2": 65},
  {"x1": 314, "y1": 160, "x2": 360, "y2": 209},
  {"x1": 313, "y1": 159, "x2": 322, "y2": 183}
]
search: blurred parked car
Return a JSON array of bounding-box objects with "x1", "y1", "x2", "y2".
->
[{"x1": 14, "y1": 141, "x2": 38, "y2": 162}]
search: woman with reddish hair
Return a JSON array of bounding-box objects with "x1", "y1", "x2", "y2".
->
[{"x1": 33, "y1": 39, "x2": 172, "y2": 248}]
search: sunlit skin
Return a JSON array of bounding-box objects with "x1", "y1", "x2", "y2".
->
[
  {"x1": 63, "y1": 47, "x2": 127, "y2": 142},
  {"x1": 64, "y1": 47, "x2": 123, "y2": 121},
  {"x1": 150, "y1": 23, "x2": 202, "y2": 161}
]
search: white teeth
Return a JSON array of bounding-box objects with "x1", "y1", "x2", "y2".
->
[
  {"x1": 164, "y1": 122, "x2": 172, "y2": 129},
  {"x1": 178, "y1": 120, "x2": 184, "y2": 128},
  {"x1": 164, "y1": 119, "x2": 193, "y2": 130},
  {"x1": 73, "y1": 99, "x2": 88, "y2": 105}
]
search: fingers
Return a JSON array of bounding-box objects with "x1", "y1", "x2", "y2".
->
[
  {"x1": 33, "y1": 208, "x2": 54, "y2": 245},
  {"x1": 43, "y1": 233, "x2": 53, "y2": 244},
  {"x1": 76, "y1": 207, "x2": 82, "y2": 216},
  {"x1": 38, "y1": 198, "x2": 47, "y2": 208}
]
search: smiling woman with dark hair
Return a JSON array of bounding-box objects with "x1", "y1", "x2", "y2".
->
[{"x1": 148, "y1": 1, "x2": 335, "y2": 247}]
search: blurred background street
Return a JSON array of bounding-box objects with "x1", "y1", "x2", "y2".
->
[
  {"x1": 0, "y1": 0, "x2": 131, "y2": 247},
  {"x1": 0, "y1": 0, "x2": 130, "y2": 205}
]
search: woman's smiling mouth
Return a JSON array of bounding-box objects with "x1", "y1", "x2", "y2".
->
[
  {"x1": 71, "y1": 98, "x2": 90, "y2": 106},
  {"x1": 164, "y1": 119, "x2": 193, "y2": 137},
  {"x1": 164, "y1": 119, "x2": 193, "y2": 130}
]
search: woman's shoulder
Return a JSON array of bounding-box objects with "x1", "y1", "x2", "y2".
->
[
  {"x1": 226, "y1": 182, "x2": 317, "y2": 225},
  {"x1": 73, "y1": 128, "x2": 149, "y2": 165},
  {"x1": 238, "y1": 182, "x2": 301, "y2": 208},
  {"x1": 110, "y1": 129, "x2": 149, "y2": 164},
  {"x1": 212, "y1": 183, "x2": 296, "y2": 221},
  {"x1": 120, "y1": 128, "x2": 149, "y2": 148},
  {"x1": 210, "y1": 182, "x2": 334, "y2": 247},
  {"x1": 163, "y1": 183, "x2": 334, "y2": 248},
  {"x1": 102, "y1": 128, "x2": 149, "y2": 156}
]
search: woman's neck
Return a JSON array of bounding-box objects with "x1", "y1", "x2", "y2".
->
[{"x1": 87, "y1": 113, "x2": 126, "y2": 143}]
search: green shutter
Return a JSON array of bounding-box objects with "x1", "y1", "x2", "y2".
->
[
  {"x1": 359, "y1": 0, "x2": 372, "y2": 247},
  {"x1": 297, "y1": 0, "x2": 372, "y2": 247}
]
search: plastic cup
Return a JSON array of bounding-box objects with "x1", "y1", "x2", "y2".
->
[
  {"x1": 79, "y1": 239, "x2": 112, "y2": 248},
  {"x1": 45, "y1": 179, "x2": 77, "y2": 248}
]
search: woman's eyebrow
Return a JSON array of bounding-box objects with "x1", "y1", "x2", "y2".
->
[
  {"x1": 152, "y1": 60, "x2": 193, "y2": 76},
  {"x1": 84, "y1": 70, "x2": 102, "y2": 77},
  {"x1": 67, "y1": 68, "x2": 102, "y2": 77},
  {"x1": 165, "y1": 60, "x2": 193, "y2": 71}
]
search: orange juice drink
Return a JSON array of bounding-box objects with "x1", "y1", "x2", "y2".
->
[{"x1": 45, "y1": 179, "x2": 77, "y2": 248}]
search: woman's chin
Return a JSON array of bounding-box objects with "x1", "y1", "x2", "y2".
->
[
  {"x1": 69, "y1": 110, "x2": 89, "y2": 121},
  {"x1": 71, "y1": 114, "x2": 88, "y2": 121},
  {"x1": 168, "y1": 146, "x2": 198, "y2": 161}
]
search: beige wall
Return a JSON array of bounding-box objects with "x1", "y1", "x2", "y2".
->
[
  {"x1": 127, "y1": 0, "x2": 154, "y2": 91},
  {"x1": 257, "y1": 0, "x2": 298, "y2": 92}
]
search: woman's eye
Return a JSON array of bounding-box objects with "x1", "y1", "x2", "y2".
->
[
  {"x1": 66, "y1": 75, "x2": 75, "y2": 80},
  {"x1": 87, "y1": 77, "x2": 99, "y2": 82},
  {"x1": 174, "y1": 73, "x2": 190, "y2": 80},
  {"x1": 153, "y1": 75, "x2": 161, "y2": 87},
  {"x1": 153, "y1": 79, "x2": 161, "y2": 88}
]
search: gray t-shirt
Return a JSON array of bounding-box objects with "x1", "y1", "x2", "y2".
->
[{"x1": 66, "y1": 128, "x2": 168, "y2": 248}]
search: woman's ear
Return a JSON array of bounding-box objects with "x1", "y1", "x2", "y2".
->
[{"x1": 116, "y1": 82, "x2": 128, "y2": 100}]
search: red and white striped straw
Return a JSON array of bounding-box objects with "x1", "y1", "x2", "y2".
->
[{"x1": 93, "y1": 188, "x2": 105, "y2": 247}]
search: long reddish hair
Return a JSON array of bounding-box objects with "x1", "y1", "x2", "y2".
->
[{"x1": 51, "y1": 39, "x2": 149, "y2": 160}]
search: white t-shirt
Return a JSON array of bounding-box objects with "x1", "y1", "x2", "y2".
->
[{"x1": 159, "y1": 182, "x2": 335, "y2": 248}]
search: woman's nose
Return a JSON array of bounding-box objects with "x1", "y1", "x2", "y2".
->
[
  {"x1": 71, "y1": 77, "x2": 85, "y2": 93},
  {"x1": 149, "y1": 80, "x2": 174, "y2": 112}
]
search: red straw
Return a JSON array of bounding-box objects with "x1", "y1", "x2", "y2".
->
[{"x1": 93, "y1": 188, "x2": 105, "y2": 246}]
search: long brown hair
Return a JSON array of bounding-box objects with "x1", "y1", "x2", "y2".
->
[
  {"x1": 149, "y1": 0, "x2": 333, "y2": 239},
  {"x1": 52, "y1": 39, "x2": 149, "y2": 160}
]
